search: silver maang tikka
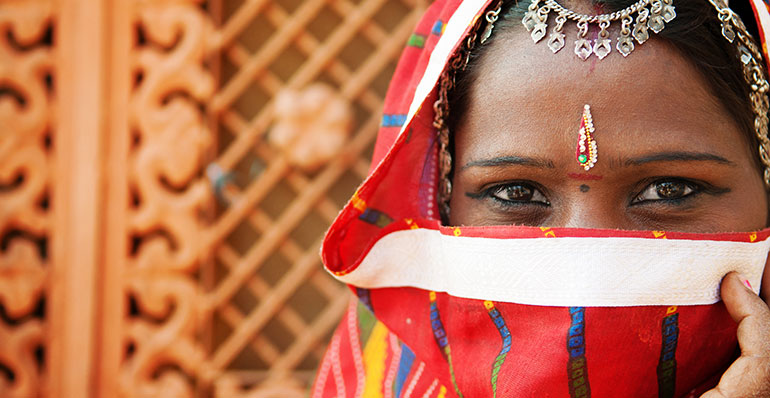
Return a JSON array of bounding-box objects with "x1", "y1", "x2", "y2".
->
[{"x1": 522, "y1": 0, "x2": 676, "y2": 60}]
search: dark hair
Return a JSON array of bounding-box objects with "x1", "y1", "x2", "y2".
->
[{"x1": 447, "y1": 0, "x2": 763, "y2": 170}]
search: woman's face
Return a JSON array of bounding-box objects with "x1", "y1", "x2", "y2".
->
[{"x1": 449, "y1": 29, "x2": 768, "y2": 232}]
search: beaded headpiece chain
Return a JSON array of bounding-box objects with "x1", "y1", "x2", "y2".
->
[{"x1": 434, "y1": 0, "x2": 770, "y2": 222}]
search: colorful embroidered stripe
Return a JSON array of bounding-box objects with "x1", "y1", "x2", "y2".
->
[
  {"x1": 382, "y1": 114, "x2": 408, "y2": 127},
  {"x1": 357, "y1": 287, "x2": 374, "y2": 312},
  {"x1": 394, "y1": 345, "x2": 416, "y2": 398},
  {"x1": 484, "y1": 300, "x2": 511, "y2": 398},
  {"x1": 407, "y1": 33, "x2": 426, "y2": 48},
  {"x1": 422, "y1": 379, "x2": 439, "y2": 398},
  {"x1": 363, "y1": 322, "x2": 390, "y2": 398},
  {"x1": 360, "y1": 208, "x2": 394, "y2": 228},
  {"x1": 404, "y1": 362, "x2": 426, "y2": 398},
  {"x1": 431, "y1": 20, "x2": 445, "y2": 35},
  {"x1": 429, "y1": 291, "x2": 464, "y2": 397},
  {"x1": 358, "y1": 299, "x2": 377, "y2": 344},
  {"x1": 418, "y1": 135, "x2": 439, "y2": 219},
  {"x1": 657, "y1": 306, "x2": 679, "y2": 398},
  {"x1": 347, "y1": 300, "x2": 366, "y2": 397},
  {"x1": 385, "y1": 334, "x2": 402, "y2": 398},
  {"x1": 330, "y1": 333, "x2": 347, "y2": 398},
  {"x1": 567, "y1": 307, "x2": 591, "y2": 398}
]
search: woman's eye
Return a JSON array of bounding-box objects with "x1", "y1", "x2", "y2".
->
[
  {"x1": 633, "y1": 180, "x2": 697, "y2": 203},
  {"x1": 489, "y1": 183, "x2": 549, "y2": 204}
]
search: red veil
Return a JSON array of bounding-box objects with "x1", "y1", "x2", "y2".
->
[{"x1": 312, "y1": 1, "x2": 770, "y2": 397}]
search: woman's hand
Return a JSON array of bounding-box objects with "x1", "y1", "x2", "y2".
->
[{"x1": 700, "y1": 272, "x2": 770, "y2": 397}]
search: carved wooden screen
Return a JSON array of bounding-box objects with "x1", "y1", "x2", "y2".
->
[
  {"x1": 0, "y1": 2, "x2": 51, "y2": 397},
  {"x1": 1, "y1": 0, "x2": 426, "y2": 397}
]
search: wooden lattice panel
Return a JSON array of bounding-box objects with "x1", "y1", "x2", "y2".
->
[
  {"x1": 205, "y1": 0, "x2": 427, "y2": 395},
  {"x1": 117, "y1": 0, "x2": 427, "y2": 396},
  {"x1": 0, "y1": 1, "x2": 52, "y2": 396}
]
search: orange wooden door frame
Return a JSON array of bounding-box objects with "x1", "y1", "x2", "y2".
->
[{"x1": 50, "y1": 0, "x2": 109, "y2": 397}]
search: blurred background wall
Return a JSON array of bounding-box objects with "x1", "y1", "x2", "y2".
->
[{"x1": 0, "y1": 0, "x2": 427, "y2": 396}]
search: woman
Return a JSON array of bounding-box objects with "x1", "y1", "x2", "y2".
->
[{"x1": 314, "y1": 0, "x2": 770, "y2": 396}]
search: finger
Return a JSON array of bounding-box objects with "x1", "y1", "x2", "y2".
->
[
  {"x1": 697, "y1": 371, "x2": 730, "y2": 398},
  {"x1": 699, "y1": 356, "x2": 770, "y2": 398},
  {"x1": 720, "y1": 272, "x2": 770, "y2": 357},
  {"x1": 699, "y1": 387, "x2": 726, "y2": 398},
  {"x1": 699, "y1": 273, "x2": 770, "y2": 397}
]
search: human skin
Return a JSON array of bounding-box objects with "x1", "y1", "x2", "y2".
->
[{"x1": 447, "y1": 22, "x2": 770, "y2": 396}]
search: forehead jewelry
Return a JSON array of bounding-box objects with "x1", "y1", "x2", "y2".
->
[
  {"x1": 577, "y1": 105, "x2": 597, "y2": 171},
  {"x1": 522, "y1": 0, "x2": 676, "y2": 60},
  {"x1": 707, "y1": 0, "x2": 770, "y2": 187},
  {"x1": 436, "y1": 0, "x2": 770, "y2": 221}
]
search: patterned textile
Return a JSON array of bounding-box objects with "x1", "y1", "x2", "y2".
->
[{"x1": 312, "y1": 1, "x2": 770, "y2": 397}]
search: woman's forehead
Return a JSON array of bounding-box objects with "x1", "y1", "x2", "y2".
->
[{"x1": 456, "y1": 32, "x2": 748, "y2": 166}]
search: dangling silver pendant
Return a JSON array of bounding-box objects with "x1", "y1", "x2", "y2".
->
[
  {"x1": 593, "y1": 39, "x2": 611, "y2": 59},
  {"x1": 575, "y1": 38, "x2": 592, "y2": 60},
  {"x1": 532, "y1": 22, "x2": 548, "y2": 43},
  {"x1": 616, "y1": 36, "x2": 634, "y2": 57},
  {"x1": 480, "y1": 24, "x2": 494, "y2": 44},
  {"x1": 633, "y1": 7, "x2": 650, "y2": 44},
  {"x1": 523, "y1": 10, "x2": 538, "y2": 31},
  {"x1": 480, "y1": 9, "x2": 499, "y2": 44},
  {"x1": 547, "y1": 15, "x2": 567, "y2": 53},
  {"x1": 617, "y1": 14, "x2": 634, "y2": 57},
  {"x1": 594, "y1": 20, "x2": 611, "y2": 60},
  {"x1": 548, "y1": 32, "x2": 566, "y2": 52},
  {"x1": 661, "y1": 5, "x2": 676, "y2": 22},
  {"x1": 633, "y1": 23, "x2": 649, "y2": 44},
  {"x1": 739, "y1": 45, "x2": 752, "y2": 65},
  {"x1": 574, "y1": 20, "x2": 591, "y2": 60},
  {"x1": 522, "y1": 0, "x2": 541, "y2": 31},
  {"x1": 647, "y1": 14, "x2": 665, "y2": 33},
  {"x1": 722, "y1": 23, "x2": 736, "y2": 42},
  {"x1": 661, "y1": 0, "x2": 675, "y2": 22}
]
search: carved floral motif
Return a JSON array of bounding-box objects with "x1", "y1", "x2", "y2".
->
[{"x1": 270, "y1": 83, "x2": 353, "y2": 171}]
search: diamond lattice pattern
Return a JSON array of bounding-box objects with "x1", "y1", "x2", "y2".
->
[{"x1": 202, "y1": 0, "x2": 426, "y2": 395}]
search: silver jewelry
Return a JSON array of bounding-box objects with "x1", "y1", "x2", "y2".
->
[
  {"x1": 522, "y1": 0, "x2": 676, "y2": 60},
  {"x1": 481, "y1": 7, "x2": 501, "y2": 44},
  {"x1": 708, "y1": 0, "x2": 770, "y2": 187}
]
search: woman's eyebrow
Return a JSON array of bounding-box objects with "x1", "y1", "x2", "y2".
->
[
  {"x1": 621, "y1": 151, "x2": 736, "y2": 167},
  {"x1": 461, "y1": 156, "x2": 555, "y2": 170}
]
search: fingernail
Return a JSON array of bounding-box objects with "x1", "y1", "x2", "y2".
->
[
  {"x1": 736, "y1": 273, "x2": 755, "y2": 293},
  {"x1": 743, "y1": 279, "x2": 753, "y2": 290}
]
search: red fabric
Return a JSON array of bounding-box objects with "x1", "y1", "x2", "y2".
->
[{"x1": 312, "y1": 2, "x2": 770, "y2": 397}]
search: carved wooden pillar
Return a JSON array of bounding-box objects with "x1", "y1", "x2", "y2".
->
[
  {"x1": 98, "y1": 0, "x2": 132, "y2": 396},
  {"x1": 50, "y1": 0, "x2": 106, "y2": 396}
]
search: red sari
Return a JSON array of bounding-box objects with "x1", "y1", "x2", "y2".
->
[{"x1": 312, "y1": 1, "x2": 770, "y2": 397}]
